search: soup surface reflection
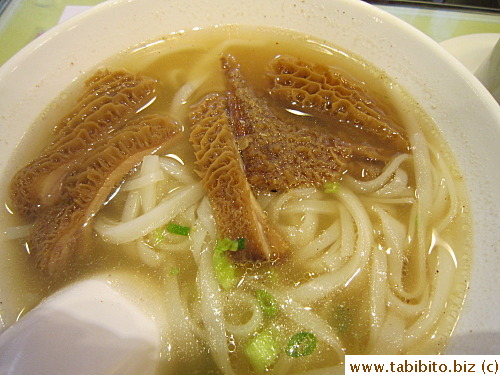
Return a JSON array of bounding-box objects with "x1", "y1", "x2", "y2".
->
[{"x1": 1, "y1": 26, "x2": 472, "y2": 374}]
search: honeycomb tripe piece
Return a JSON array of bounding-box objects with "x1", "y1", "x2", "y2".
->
[
  {"x1": 30, "y1": 114, "x2": 180, "y2": 275},
  {"x1": 222, "y1": 55, "x2": 348, "y2": 192},
  {"x1": 190, "y1": 93, "x2": 287, "y2": 263},
  {"x1": 10, "y1": 70, "x2": 157, "y2": 219},
  {"x1": 267, "y1": 55, "x2": 410, "y2": 155},
  {"x1": 53, "y1": 69, "x2": 157, "y2": 136}
]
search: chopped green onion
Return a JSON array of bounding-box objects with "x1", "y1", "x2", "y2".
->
[
  {"x1": 216, "y1": 237, "x2": 240, "y2": 253},
  {"x1": 244, "y1": 330, "x2": 280, "y2": 373},
  {"x1": 213, "y1": 254, "x2": 237, "y2": 289},
  {"x1": 151, "y1": 222, "x2": 190, "y2": 245},
  {"x1": 256, "y1": 289, "x2": 279, "y2": 318},
  {"x1": 324, "y1": 181, "x2": 340, "y2": 194},
  {"x1": 285, "y1": 332, "x2": 317, "y2": 358},
  {"x1": 151, "y1": 227, "x2": 166, "y2": 246},
  {"x1": 168, "y1": 266, "x2": 181, "y2": 276},
  {"x1": 213, "y1": 238, "x2": 240, "y2": 289},
  {"x1": 332, "y1": 305, "x2": 351, "y2": 334},
  {"x1": 237, "y1": 237, "x2": 246, "y2": 250},
  {"x1": 166, "y1": 222, "x2": 190, "y2": 236}
]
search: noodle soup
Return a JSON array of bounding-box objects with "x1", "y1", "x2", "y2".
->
[{"x1": 1, "y1": 26, "x2": 472, "y2": 374}]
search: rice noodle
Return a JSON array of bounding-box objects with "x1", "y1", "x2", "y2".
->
[
  {"x1": 339, "y1": 204, "x2": 355, "y2": 258},
  {"x1": 273, "y1": 356, "x2": 294, "y2": 375},
  {"x1": 122, "y1": 169, "x2": 164, "y2": 191},
  {"x1": 387, "y1": 287, "x2": 430, "y2": 318},
  {"x1": 186, "y1": 293, "x2": 210, "y2": 342},
  {"x1": 405, "y1": 123, "x2": 432, "y2": 300},
  {"x1": 369, "y1": 312, "x2": 406, "y2": 354},
  {"x1": 121, "y1": 190, "x2": 141, "y2": 222},
  {"x1": 286, "y1": 186, "x2": 373, "y2": 304},
  {"x1": 196, "y1": 225, "x2": 236, "y2": 375},
  {"x1": 315, "y1": 243, "x2": 346, "y2": 272},
  {"x1": 154, "y1": 236, "x2": 191, "y2": 253},
  {"x1": 295, "y1": 220, "x2": 341, "y2": 262},
  {"x1": 169, "y1": 82, "x2": 197, "y2": 119},
  {"x1": 223, "y1": 290, "x2": 263, "y2": 339},
  {"x1": 273, "y1": 291, "x2": 346, "y2": 360},
  {"x1": 196, "y1": 197, "x2": 217, "y2": 242},
  {"x1": 94, "y1": 183, "x2": 204, "y2": 243},
  {"x1": 92, "y1": 116, "x2": 460, "y2": 373},
  {"x1": 268, "y1": 187, "x2": 319, "y2": 224},
  {"x1": 139, "y1": 155, "x2": 161, "y2": 213},
  {"x1": 372, "y1": 206, "x2": 410, "y2": 300},
  {"x1": 282, "y1": 200, "x2": 338, "y2": 215},
  {"x1": 378, "y1": 87, "x2": 434, "y2": 303},
  {"x1": 343, "y1": 154, "x2": 410, "y2": 193},
  {"x1": 367, "y1": 246, "x2": 388, "y2": 350},
  {"x1": 294, "y1": 211, "x2": 320, "y2": 248},
  {"x1": 162, "y1": 264, "x2": 203, "y2": 361},
  {"x1": 372, "y1": 168, "x2": 412, "y2": 197},
  {"x1": 360, "y1": 196, "x2": 415, "y2": 205},
  {"x1": 136, "y1": 238, "x2": 164, "y2": 267},
  {"x1": 159, "y1": 157, "x2": 197, "y2": 185},
  {"x1": 431, "y1": 150, "x2": 459, "y2": 232},
  {"x1": 189, "y1": 225, "x2": 205, "y2": 266},
  {"x1": 152, "y1": 206, "x2": 196, "y2": 254},
  {"x1": 403, "y1": 239, "x2": 456, "y2": 349},
  {"x1": 166, "y1": 38, "x2": 267, "y2": 123}
]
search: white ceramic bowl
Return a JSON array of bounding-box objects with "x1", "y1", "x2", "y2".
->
[{"x1": 0, "y1": 0, "x2": 499, "y2": 356}]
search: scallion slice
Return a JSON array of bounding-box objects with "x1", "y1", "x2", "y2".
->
[
  {"x1": 324, "y1": 181, "x2": 340, "y2": 194},
  {"x1": 244, "y1": 330, "x2": 280, "y2": 372},
  {"x1": 166, "y1": 222, "x2": 190, "y2": 236},
  {"x1": 256, "y1": 289, "x2": 279, "y2": 318},
  {"x1": 168, "y1": 266, "x2": 181, "y2": 276},
  {"x1": 285, "y1": 332, "x2": 317, "y2": 358},
  {"x1": 237, "y1": 237, "x2": 246, "y2": 250},
  {"x1": 213, "y1": 238, "x2": 240, "y2": 289}
]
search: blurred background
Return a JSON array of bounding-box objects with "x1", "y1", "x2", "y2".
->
[
  {"x1": 367, "y1": 0, "x2": 499, "y2": 11},
  {"x1": 0, "y1": 0, "x2": 498, "y2": 66}
]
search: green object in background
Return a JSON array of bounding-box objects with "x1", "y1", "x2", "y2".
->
[
  {"x1": 379, "y1": 5, "x2": 500, "y2": 42},
  {"x1": 0, "y1": 1, "x2": 498, "y2": 66},
  {"x1": 0, "y1": 0, "x2": 105, "y2": 66}
]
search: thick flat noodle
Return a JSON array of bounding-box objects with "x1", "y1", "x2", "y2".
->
[
  {"x1": 10, "y1": 70, "x2": 157, "y2": 219},
  {"x1": 31, "y1": 115, "x2": 180, "y2": 275},
  {"x1": 190, "y1": 93, "x2": 287, "y2": 263},
  {"x1": 222, "y1": 56, "x2": 347, "y2": 192},
  {"x1": 267, "y1": 56, "x2": 409, "y2": 155}
]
